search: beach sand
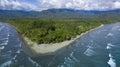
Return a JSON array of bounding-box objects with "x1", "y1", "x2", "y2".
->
[{"x1": 23, "y1": 24, "x2": 104, "y2": 55}]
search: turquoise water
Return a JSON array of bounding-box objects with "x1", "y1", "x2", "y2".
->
[{"x1": 0, "y1": 22, "x2": 120, "y2": 67}]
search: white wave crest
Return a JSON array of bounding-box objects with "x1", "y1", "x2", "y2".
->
[
  {"x1": 28, "y1": 57, "x2": 41, "y2": 67},
  {"x1": 13, "y1": 55, "x2": 17, "y2": 60},
  {"x1": 106, "y1": 46, "x2": 111, "y2": 49},
  {"x1": 106, "y1": 43, "x2": 114, "y2": 49},
  {"x1": 70, "y1": 52, "x2": 79, "y2": 62},
  {"x1": 107, "y1": 43, "x2": 114, "y2": 46},
  {"x1": 0, "y1": 26, "x2": 5, "y2": 32},
  {"x1": 7, "y1": 34, "x2": 10, "y2": 37},
  {"x1": 112, "y1": 26, "x2": 120, "y2": 31},
  {"x1": 107, "y1": 54, "x2": 116, "y2": 67},
  {"x1": 0, "y1": 38, "x2": 8, "y2": 41},
  {"x1": 0, "y1": 46, "x2": 5, "y2": 50},
  {"x1": 61, "y1": 52, "x2": 79, "y2": 67},
  {"x1": 0, "y1": 60, "x2": 12, "y2": 67},
  {"x1": 84, "y1": 48, "x2": 96, "y2": 56},
  {"x1": 107, "y1": 33, "x2": 113, "y2": 37},
  {"x1": 0, "y1": 40, "x2": 8, "y2": 46},
  {"x1": 16, "y1": 50, "x2": 21, "y2": 54}
]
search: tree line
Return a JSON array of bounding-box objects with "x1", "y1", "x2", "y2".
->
[{"x1": 2, "y1": 18, "x2": 119, "y2": 44}]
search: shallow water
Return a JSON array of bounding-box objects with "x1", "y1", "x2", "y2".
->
[{"x1": 0, "y1": 22, "x2": 120, "y2": 67}]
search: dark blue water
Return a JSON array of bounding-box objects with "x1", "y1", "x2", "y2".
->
[
  {"x1": 0, "y1": 23, "x2": 41, "y2": 67},
  {"x1": 0, "y1": 22, "x2": 120, "y2": 67}
]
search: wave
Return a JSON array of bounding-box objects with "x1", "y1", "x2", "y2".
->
[
  {"x1": 59, "y1": 52, "x2": 79, "y2": 67},
  {"x1": 107, "y1": 33, "x2": 113, "y2": 37},
  {"x1": 106, "y1": 43, "x2": 114, "y2": 50},
  {"x1": 12, "y1": 55, "x2": 17, "y2": 60},
  {"x1": 7, "y1": 33, "x2": 10, "y2": 37},
  {"x1": 19, "y1": 42, "x2": 22, "y2": 48},
  {"x1": 16, "y1": 50, "x2": 21, "y2": 54},
  {"x1": 0, "y1": 40, "x2": 9, "y2": 46},
  {"x1": 107, "y1": 54, "x2": 116, "y2": 67},
  {"x1": 70, "y1": 52, "x2": 79, "y2": 62},
  {"x1": 0, "y1": 26, "x2": 5, "y2": 32},
  {"x1": 0, "y1": 60, "x2": 13, "y2": 67},
  {"x1": 0, "y1": 38, "x2": 8, "y2": 41},
  {"x1": 112, "y1": 26, "x2": 120, "y2": 31},
  {"x1": 84, "y1": 48, "x2": 96, "y2": 56},
  {"x1": 0, "y1": 46, "x2": 5, "y2": 50},
  {"x1": 118, "y1": 28, "x2": 120, "y2": 31},
  {"x1": 106, "y1": 42, "x2": 116, "y2": 67},
  {"x1": 28, "y1": 57, "x2": 41, "y2": 67}
]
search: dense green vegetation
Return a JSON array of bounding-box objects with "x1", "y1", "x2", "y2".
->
[{"x1": 1, "y1": 18, "x2": 119, "y2": 44}]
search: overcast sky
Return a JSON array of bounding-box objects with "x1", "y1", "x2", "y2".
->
[{"x1": 0, "y1": 0, "x2": 120, "y2": 11}]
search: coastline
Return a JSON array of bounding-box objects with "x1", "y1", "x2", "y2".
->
[{"x1": 23, "y1": 24, "x2": 104, "y2": 55}]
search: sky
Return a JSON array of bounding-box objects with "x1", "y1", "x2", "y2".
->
[{"x1": 0, "y1": 0, "x2": 120, "y2": 11}]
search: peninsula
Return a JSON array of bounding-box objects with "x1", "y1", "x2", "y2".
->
[
  {"x1": 0, "y1": 9, "x2": 119, "y2": 55},
  {"x1": 23, "y1": 24, "x2": 104, "y2": 55},
  {"x1": 4, "y1": 18, "x2": 117, "y2": 55}
]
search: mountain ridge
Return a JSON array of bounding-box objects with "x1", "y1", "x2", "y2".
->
[{"x1": 0, "y1": 8, "x2": 120, "y2": 19}]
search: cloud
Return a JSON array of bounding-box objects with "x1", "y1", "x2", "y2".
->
[
  {"x1": 0, "y1": 0, "x2": 39, "y2": 11},
  {"x1": 0, "y1": 0, "x2": 120, "y2": 11},
  {"x1": 113, "y1": 1, "x2": 120, "y2": 9},
  {"x1": 38, "y1": 0, "x2": 120, "y2": 11}
]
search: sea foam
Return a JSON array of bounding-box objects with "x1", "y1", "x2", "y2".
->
[
  {"x1": 28, "y1": 57, "x2": 41, "y2": 67},
  {"x1": 107, "y1": 33, "x2": 113, "y2": 37},
  {"x1": 0, "y1": 40, "x2": 8, "y2": 46},
  {"x1": 0, "y1": 46, "x2": 5, "y2": 50},
  {"x1": 106, "y1": 43, "x2": 114, "y2": 49},
  {"x1": 84, "y1": 48, "x2": 95, "y2": 56},
  {"x1": 0, "y1": 60, "x2": 12, "y2": 67},
  {"x1": 107, "y1": 54, "x2": 116, "y2": 67}
]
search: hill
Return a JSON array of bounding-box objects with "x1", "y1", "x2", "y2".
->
[{"x1": 0, "y1": 9, "x2": 120, "y2": 19}]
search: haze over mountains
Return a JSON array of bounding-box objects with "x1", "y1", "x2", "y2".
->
[{"x1": 0, "y1": 8, "x2": 120, "y2": 19}]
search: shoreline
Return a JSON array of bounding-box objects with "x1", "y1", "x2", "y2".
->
[{"x1": 23, "y1": 24, "x2": 104, "y2": 56}]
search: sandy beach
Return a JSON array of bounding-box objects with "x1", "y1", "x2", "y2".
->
[{"x1": 23, "y1": 24, "x2": 104, "y2": 55}]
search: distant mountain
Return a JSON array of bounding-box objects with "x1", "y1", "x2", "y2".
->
[
  {"x1": 0, "y1": 9, "x2": 120, "y2": 19},
  {"x1": 0, "y1": 10, "x2": 39, "y2": 19}
]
